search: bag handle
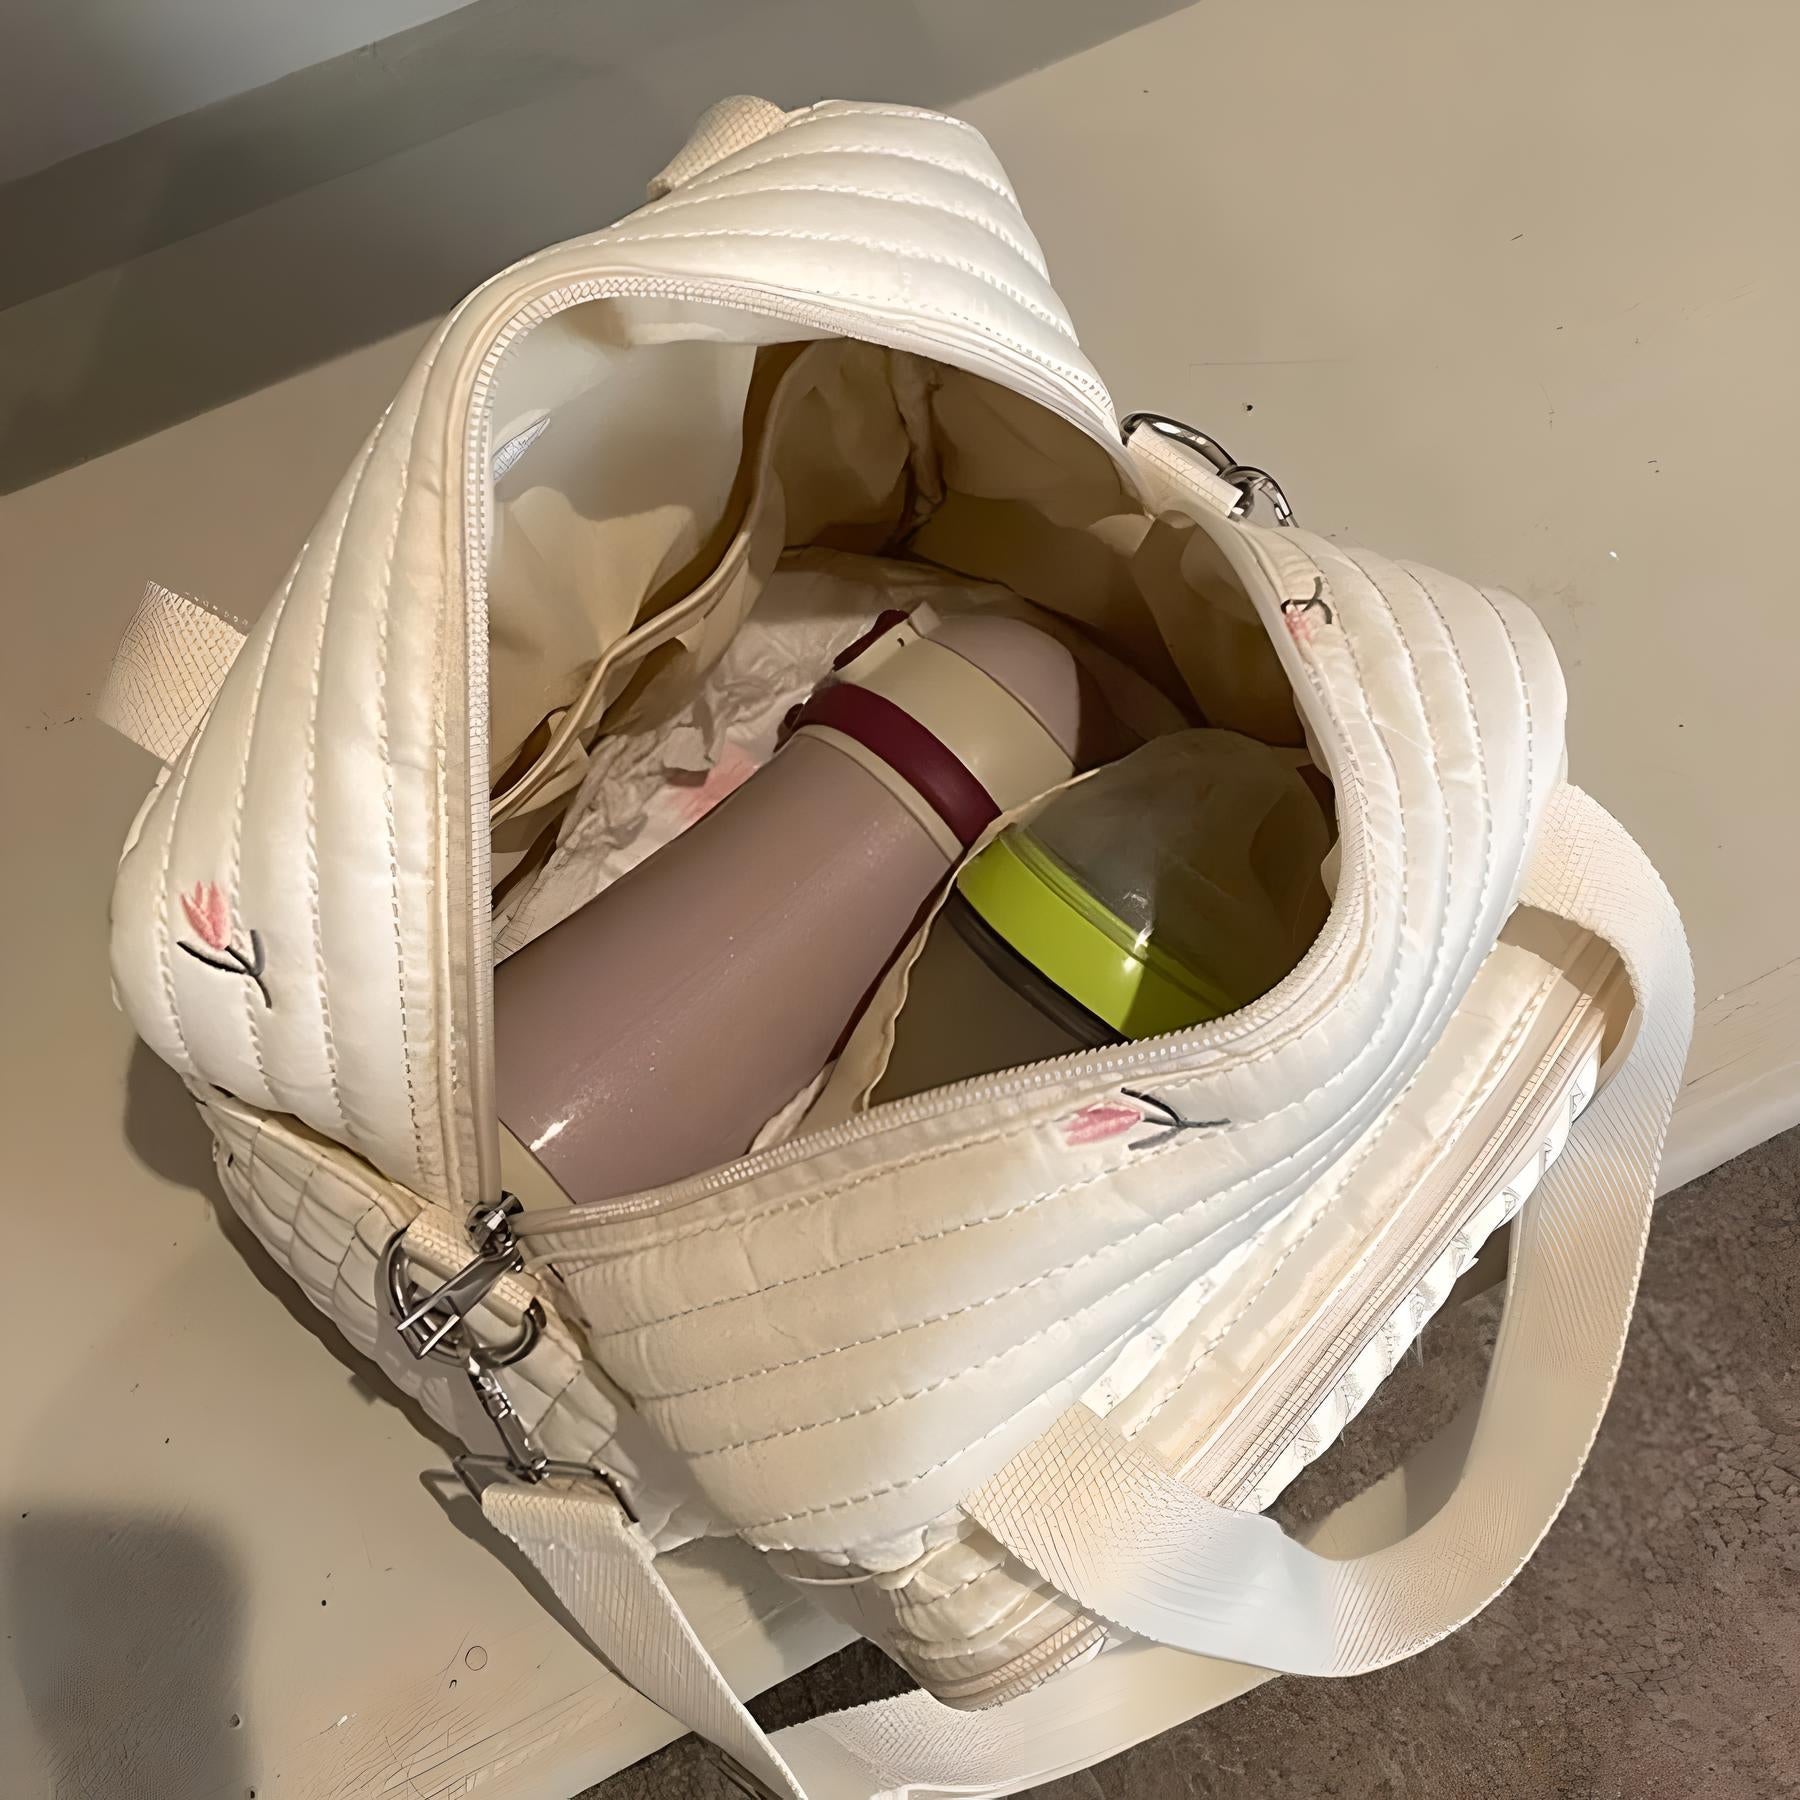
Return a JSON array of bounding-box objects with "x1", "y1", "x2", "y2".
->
[
  {"x1": 96, "y1": 580, "x2": 248, "y2": 764},
  {"x1": 481, "y1": 784, "x2": 1689, "y2": 1795}
]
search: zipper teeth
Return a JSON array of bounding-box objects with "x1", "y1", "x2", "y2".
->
[
  {"x1": 460, "y1": 271, "x2": 1336, "y2": 1219},
  {"x1": 463, "y1": 329, "x2": 505, "y2": 1204},
  {"x1": 462, "y1": 277, "x2": 881, "y2": 1204}
]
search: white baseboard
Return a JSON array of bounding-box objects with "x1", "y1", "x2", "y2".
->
[{"x1": 1663, "y1": 956, "x2": 1800, "y2": 1195}]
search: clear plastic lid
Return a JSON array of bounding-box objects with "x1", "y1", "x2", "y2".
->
[{"x1": 956, "y1": 729, "x2": 1333, "y2": 1035}]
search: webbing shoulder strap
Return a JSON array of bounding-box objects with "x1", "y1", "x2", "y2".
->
[{"x1": 96, "y1": 580, "x2": 248, "y2": 764}]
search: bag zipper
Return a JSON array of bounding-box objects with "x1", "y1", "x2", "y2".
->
[{"x1": 456, "y1": 272, "x2": 1311, "y2": 1214}]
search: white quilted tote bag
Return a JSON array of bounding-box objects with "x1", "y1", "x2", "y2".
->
[{"x1": 103, "y1": 97, "x2": 1691, "y2": 1798}]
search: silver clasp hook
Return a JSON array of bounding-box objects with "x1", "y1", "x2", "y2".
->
[
  {"x1": 382, "y1": 1200, "x2": 549, "y2": 1478},
  {"x1": 1120, "y1": 411, "x2": 1297, "y2": 527},
  {"x1": 386, "y1": 1204, "x2": 634, "y2": 1513}
]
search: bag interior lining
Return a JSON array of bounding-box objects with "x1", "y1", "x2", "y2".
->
[{"x1": 480, "y1": 299, "x2": 1331, "y2": 1129}]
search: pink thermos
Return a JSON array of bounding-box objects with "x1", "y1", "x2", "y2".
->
[{"x1": 495, "y1": 605, "x2": 1090, "y2": 1203}]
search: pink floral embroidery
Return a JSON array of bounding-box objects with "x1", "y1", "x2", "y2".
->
[
  {"x1": 1059, "y1": 1090, "x2": 1230, "y2": 1152},
  {"x1": 180, "y1": 881, "x2": 230, "y2": 950},
  {"x1": 1061, "y1": 1100, "x2": 1146, "y2": 1146},
  {"x1": 176, "y1": 880, "x2": 270, "y2": 1008},
  {"x1": 1281, "y1": 578, "x2": 1333, "y2": 645}
]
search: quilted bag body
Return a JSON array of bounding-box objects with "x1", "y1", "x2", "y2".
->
[{"x1": 105, "y1": 97, "x2": 1691, "y2": 1797}]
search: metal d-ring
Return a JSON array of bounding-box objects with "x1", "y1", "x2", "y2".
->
[
  {"x1": 1217, "y1": 463, "x2": 1296, "y2": 527},
  {"x1": 380, "y1": 1213, "x2": 542, "y2": 1369},
  {"x1": 1120, "y1": 411, "x2": 1298, "y2": 527}
]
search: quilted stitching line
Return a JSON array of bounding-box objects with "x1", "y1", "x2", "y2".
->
[
  {"x1": 899, "y1": 1588, "x2": 1068, "y2": 1662},
  {"x1": 744, "y1": 1330, "x2": 1125, "y2": 1544},
  {"x1": 818, "y1": 102, "x2": 988, "y2": 138},
  {"x1": 370, "y1": 411, "x2": 428, "y2": 1187},
  {"x1": 166, "y1": 373, "x2": 423, "y2": 1105},
  {"x1": 302, "y1": 423, "x2": 391, "y2": 1148},
  {"x1": 694, "y1": 133, "x2": 1015, "y2": 205},
  {"x1": 220, "y1": 1108, "x2": 452, "y2": 1365},
  {"x1": 642, "y1": 180, "x2": 1046, "y2": 277},
  {"x1": 281, "y1": 1156, "x2": 331, "y2": 1282},
  {"x1": 636, "y1": 1114, "x2": 1296, "y2": 1401},
  {"x1": 544, "y1": 251, "x2": 1106, "y2": 426},
  {"x1": 281, "y1": 1157, "x2": 364, "y2": 1287},
  {"x1": 677, "y1": 1118, "x2": 1355, "y2": 1467},
  {"x1": 1333, "y1": 541, "x2": 1464, "y2": 969},
  {"x1": 1151, "y1": 542, "x2": 1461, "y2": 1251},
  {"x1": 1131, "y1": 549, "x2": 1400, "y2": 1117},
  {"x1": 244, "y1": 1131, "x2": 577, "y2": 1433},
  {"x1": 1476, "y1": 586, "x2": 1538, "y2": 852},
  {"x1": 241, "y1": 1112, "x2": 271, "y2": 1236},
  {"x1": 892, "y1": 1552, "x2": 1003, "y2": 1609},
  {"x1": 206, "y1": 1085, "x2": 419, "y2": 1233},
  {"x1": 1130, "y1": 1201, "x2": 1312, "y2": 1428},
  {"x1": 608, "y1": 223, "x2": 1079, "y2": 348},
  {"x1": 1143, "y1": 539, "x2": 1454, "y2": 1135},
  {"x1": 226, "y1": 553, "x2": 303, "y2": 1104},
  {"x1": 1137, "y1": 963, "x2": 1550, "y2": 1432},
  {"x1": 151, "y1": 735, "x2": 205, "y2": 1077},
  {"x1": 1398, "y1": 560, "x2": 1497, "y2": 943}
]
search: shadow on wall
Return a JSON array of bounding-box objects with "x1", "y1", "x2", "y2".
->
[
  {"x1": 4, "y1": 1511, "x2": 251, "y2": 1799},
  {"x1": 0, "y1": 0, "x2": 1190, "y2": 493}
]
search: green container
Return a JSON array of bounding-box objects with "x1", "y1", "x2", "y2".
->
[{"x1": 877, "y1": 730, "x2": 1332, "y2": 1100}]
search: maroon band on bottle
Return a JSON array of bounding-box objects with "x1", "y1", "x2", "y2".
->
[{"x1": 790, "y1": 681, "x2": 999, "y2": 848}]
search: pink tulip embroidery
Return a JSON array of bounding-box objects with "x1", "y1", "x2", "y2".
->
[
  {"x1": 1281, "y1": 578, "x2": 1333, "y2": 645},
  {"x1": 177, "y1": 880, "x2": 270, "y2": 1008},
  {"x1": 1061, "y1": 1101, "x2": 1146, "y2": 1147},
  {"x1": 1059, "y1": 1089, "x2": 1228, "y2": 1151}
]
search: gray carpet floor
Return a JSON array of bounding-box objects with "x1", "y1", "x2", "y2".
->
[{"x1": 590, "y1": 1127, "x2": 1800, "y2": 1799}]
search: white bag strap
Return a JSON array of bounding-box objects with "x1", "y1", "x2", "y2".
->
[
  {"x1": 480, "y1": 1480, "x2": 1270, "y2": 1799},
  {"x1": 95, "y1": 580, "x2": 247, "y2": 763},
  {"x1": 480, "y1": 783, "x2": 1690, "y2": 1796},
  {"x1": 648, "y1": 95, "x2": 792, "y2": 198},
  {"x1": 482, "y1": 1482, "x2": 814, "y2": 1798}
]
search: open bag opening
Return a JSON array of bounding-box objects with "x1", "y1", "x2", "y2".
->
[{"x1": 475, "y1": 304, "x2": 1344, "y2": 1205}]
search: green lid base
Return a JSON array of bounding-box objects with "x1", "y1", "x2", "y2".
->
[{"x1": 955, "y1": 830, "x2": 1238, "y2": 1038}]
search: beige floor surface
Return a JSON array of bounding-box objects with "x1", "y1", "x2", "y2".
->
[{"x1": 4, "y1": 2, "x2": 1796, "y2": 1795}]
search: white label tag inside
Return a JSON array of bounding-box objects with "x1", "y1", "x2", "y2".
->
[{"x1": 492, "y1": 411, "x2": 550, "y2": 482}]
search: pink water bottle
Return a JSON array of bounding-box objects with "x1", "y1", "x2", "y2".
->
[{"x1": 495, "y1": 605, "x2": 1092, "y2": 1203}]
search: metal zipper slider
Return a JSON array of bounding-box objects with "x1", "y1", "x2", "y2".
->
[{"x1": 384, "y1": 1198, "x2": 541, "y2": 1365}]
